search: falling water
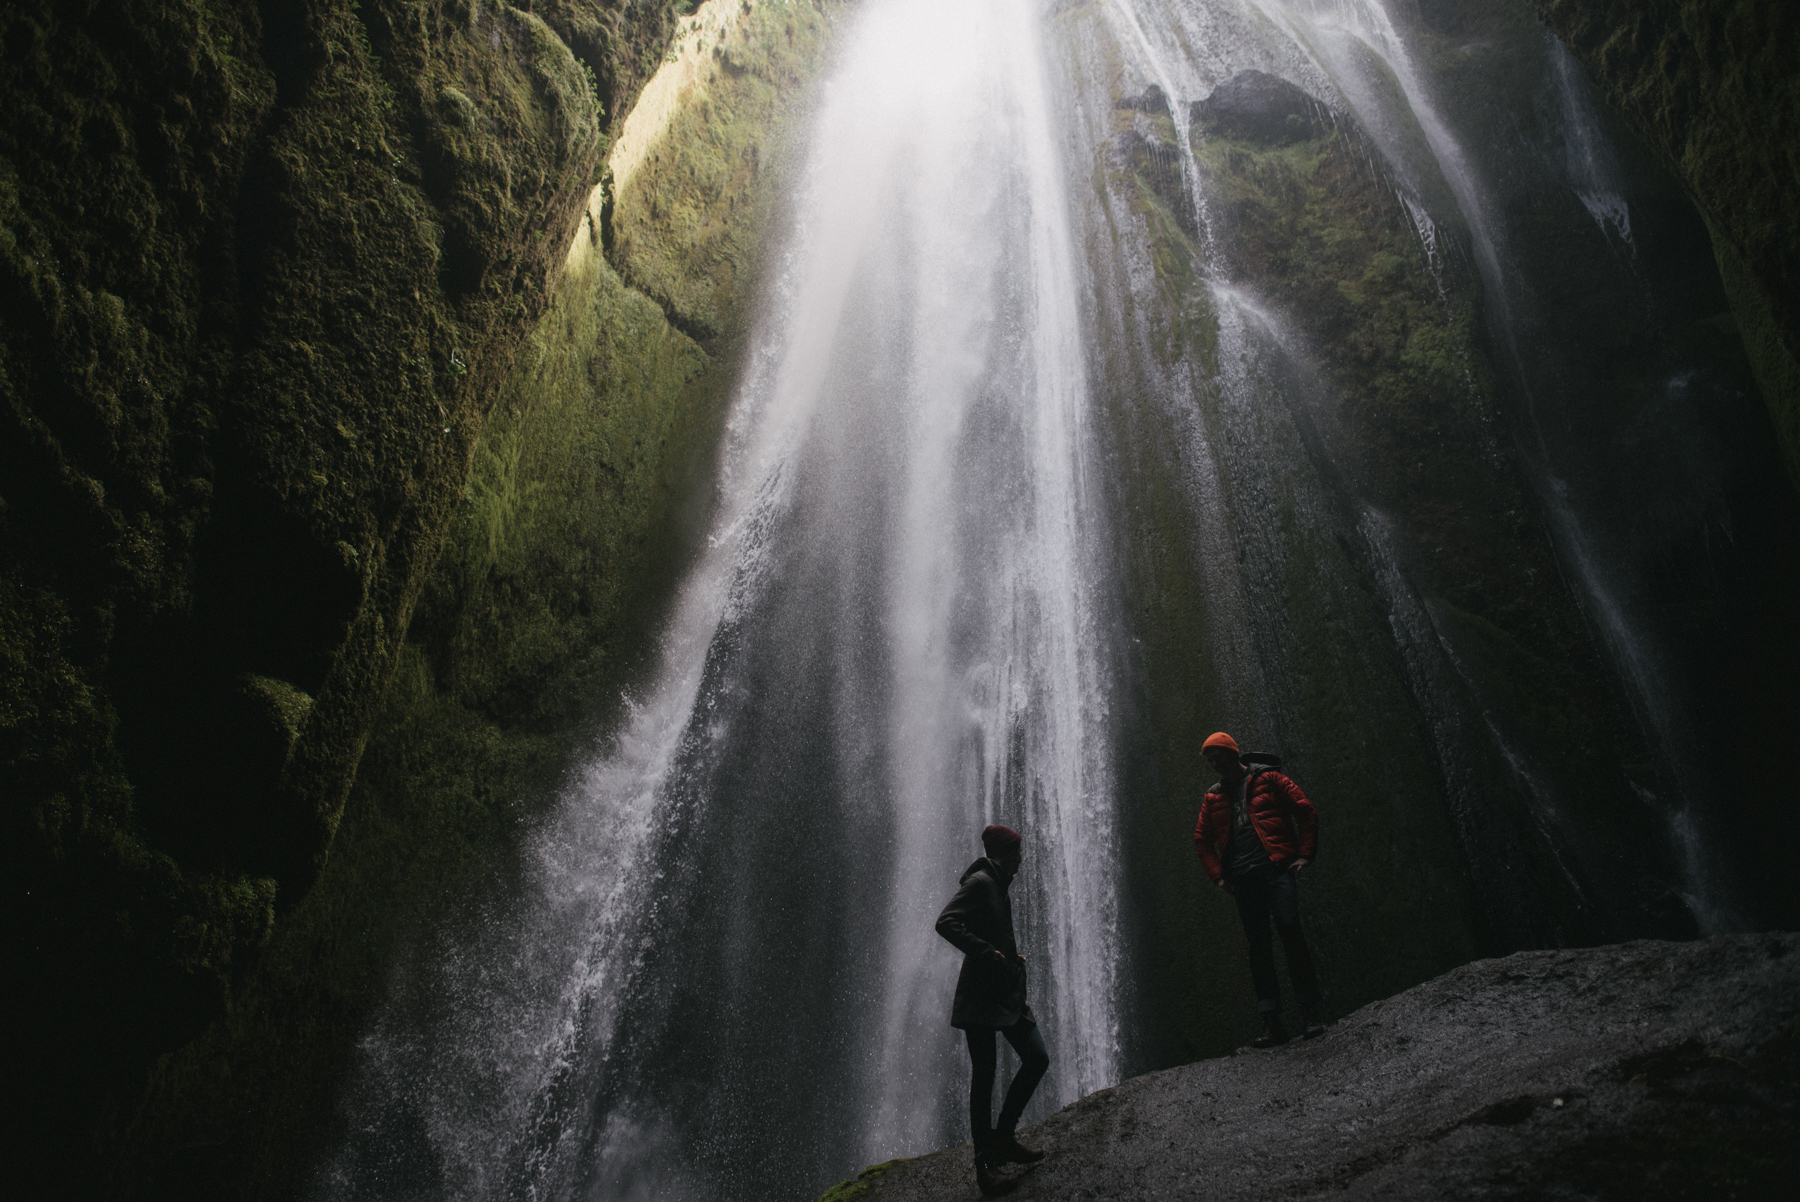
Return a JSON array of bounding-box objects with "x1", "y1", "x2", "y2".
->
[
  {"x1": 321, "y1": 1, "x2": 1117, "y2": 1198},
  {"x1": 1548, "y1": 36, "x2": 1633, "y2": 248}
]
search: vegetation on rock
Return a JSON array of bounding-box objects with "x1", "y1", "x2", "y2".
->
[
  {"x1": 0, "y1": 0, "x2": 720, "y2": 1192},
  {"x1": 1067, "y1": 0, "x2": 1766, "y2": 1068},
  {"x1": 107, "y1": 1, "x2": 846, "y2": 1193}
]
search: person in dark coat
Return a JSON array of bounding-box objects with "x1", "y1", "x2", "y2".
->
[
  {"x1": 1193, "y1": 731, "x2": 1325, "y2": 1047},
  {"x1": 936, "y1": 824, "x2": 1049, "y2": 1192}
]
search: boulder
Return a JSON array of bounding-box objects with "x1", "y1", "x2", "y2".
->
[{"x1": 1192, "y1": 69, "x2": 1330, "y2": 146}]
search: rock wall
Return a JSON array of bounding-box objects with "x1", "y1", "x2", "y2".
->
[
  {"x1": 1065, "y1": 0, "x2": 1776, "y2": 1076},
  {"x1": 1, "y1": 0, "x2": 842, "y2": 1194},
  {"x1": 131, "y1": 1, "x2": 842, "y2": 1196},
  {"x1": 1523, "y1": 0, "x2": 1800, "y2": 493}
]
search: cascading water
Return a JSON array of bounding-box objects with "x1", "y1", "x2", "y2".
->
[
  {"x1": 317, "y1": 0, "x2": 1800, "y2": 1197},
  {"x1": 321, "y1": 2, "x2": 1118, "y2": 1198}
]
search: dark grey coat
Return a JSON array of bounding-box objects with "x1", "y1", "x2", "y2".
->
[{"x1": 935, "y1": 857, "x2": 1034, "y2": 1030}]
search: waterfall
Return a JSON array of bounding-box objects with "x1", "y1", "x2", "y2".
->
[
  {"x1": 319, "y1": 2, "x2": 1117, "y2": 1198},
  {"x1": 316, "y1": 1, "x2": 1786, "y2": 1197}
]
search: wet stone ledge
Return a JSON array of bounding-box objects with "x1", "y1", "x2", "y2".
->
[{"x1": 828, "y1": 933, "x2": 1800, "y2": 1201}]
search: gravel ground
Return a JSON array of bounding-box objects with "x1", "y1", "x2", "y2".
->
[{"x1": 823, "y1": 934, "x2": 1800, "y2": 1202}]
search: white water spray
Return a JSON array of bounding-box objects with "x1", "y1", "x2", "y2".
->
[{"x1": 321, "y1": 1, "x2": 1119, "y2": 1197}]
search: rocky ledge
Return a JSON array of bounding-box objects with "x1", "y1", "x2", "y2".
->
[{"x1": 828, "y1": 934, "x2": 1799, "y2": 1201}]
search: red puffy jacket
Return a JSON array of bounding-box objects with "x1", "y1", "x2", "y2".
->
[{"x1": 1194, "y1": 767, "x2": 1318, "y2": 883}]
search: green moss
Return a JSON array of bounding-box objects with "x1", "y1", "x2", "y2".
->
[
  {"x1": 117, "y1": 234, "x2": 721, "y2": 1202},
  {"x1": 816, "y1": 1158, "x2": 909, "y2": 1202},
  {"x1": 0, "y1": 0, "x2": 689, "y2": 1193},
  {"x1": 1191, "y1": 115, "x2": 1623, "y2": 690},
  {"x1": 415, "y1": 250, "x2": 709, "y2": 731},
  {"x1": 109, "y1": 5, "x2": 848, "y2": 1194},
  {"x1": 1075, "y1": 31, "x2": 1702, "y2": 1062},
  {"x1": 1198, "y1": 108, "x2": 1676, "y2": 909},
  {"x1": 611, "y1": 0, "x2": 843, "y2": 337},
  {"x1": 1079, "y1": 80, "x2": 1485, "y2": 1063}
]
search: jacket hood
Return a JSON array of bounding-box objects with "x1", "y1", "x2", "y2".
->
[{"x1": 961, "y1": 856, "x2": 1015, "y2": 885}]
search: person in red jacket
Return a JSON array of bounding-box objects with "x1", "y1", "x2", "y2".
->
[{"x1": 1194, "y1": 731, "x2": 1324, "y2": 1046}]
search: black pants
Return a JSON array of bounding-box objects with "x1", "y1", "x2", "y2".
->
[
  {"x1": 1233, "y1": 864, "x2": 1321, "y2": 1015},
  {"x1": 965, "y1": 1018, "x2": 1049, "y2": 1155}
]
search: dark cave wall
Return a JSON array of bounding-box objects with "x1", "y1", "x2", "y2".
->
[
  {"x1": 0, "y1": 0, "x2": 679, "y2": 1191},
  {"x1": 1523, "y1": 0, "x2": 1800, "y2": 493},
  {"x1": 119, "y1": 5, "x2": 843, "y2": 1195},
  {"x1": 1084, "y1": 0, "x2": 1800, "y2": 1076},
  {"x1": 0, "y1": 1, "x2": 844, "y2": 1196}
]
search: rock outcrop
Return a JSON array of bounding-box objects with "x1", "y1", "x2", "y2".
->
[
  {"x1": 1191, "y1": 70, "x2": 1331, "y2": 147},
  {"x1": 828, "y1": 934, "x2": 1800, "y2": 1201}
]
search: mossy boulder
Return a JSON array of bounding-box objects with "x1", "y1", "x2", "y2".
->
[{"x1": 1192, "y1": 69, "x2": 1333, "y2": 147}]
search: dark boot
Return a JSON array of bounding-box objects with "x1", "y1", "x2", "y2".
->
[
  {"x1": 975, "y1": 1156, "x2": 1019, "y2": 1197},
  {"x1": 993, "y1": 1132, "x2": 1045, "y2": 1165},
  {"x1": 1251, "y1": 1012, "x2": 1288, "y2": 1048},
  {"x1": 1300, "y1": 1008, "x2": 1326, "y2": 1040}
]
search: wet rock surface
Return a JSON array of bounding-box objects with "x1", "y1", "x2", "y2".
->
[
  {"x1": 1192, "y1": 70, "x2": 1330, "y2": 146},
  {"x1": 836, "y1": 934, "x2": 1800, "y2": 1201}
]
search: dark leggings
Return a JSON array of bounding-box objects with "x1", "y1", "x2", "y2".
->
[
  {"x1": 1234, "y1": 864, "x2": 1321, "y2": 1014},
  {"x1": 966, "y1": 1019, "x2": 1050, "y2": 1152}
]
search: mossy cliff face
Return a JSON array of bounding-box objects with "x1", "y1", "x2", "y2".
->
[
  {"x1": 102, "y1": 1, "x2": 844, "y2": 1195},
  {"x1": 1408, "y1": 0, "x2": 1800, "y2": 932},
  {"x1": 1051, "y1": 0, "x2": 1764, "y2": 1072},
  {"x1": 1524, "y1": 0, "x2": 1800, "y2": 493},
  {"x1": 605, "y1": 0, "x2": 840, "y2": 338},
  {"x1": 1105, "y1": 87, "x2": 1673, "y2": 1060},
  {"x1": 0, "y1": 0, "x2": 679, "y2": 1190},
  {"x1": 1187, "y1": 77, "x2": 1677, "y2": 942}
]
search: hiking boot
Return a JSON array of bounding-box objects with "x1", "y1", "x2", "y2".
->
[
  {"x1": 993, "y1": 1134, "x2": 1046, "y2": 1165},
  {"x1": 1251, "y1": 1013, "x2": 1289, "y2": 1048},
  {"x1": 975, "y1": 1158, "x2": 1019, "y2": 1197},
  {"x1": 1301, "y1": 1011, "x2": 1326, "y2": 1040}
]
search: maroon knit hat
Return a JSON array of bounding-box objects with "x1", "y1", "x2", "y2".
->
[{"x1": 981, "y1": 824, "x2": 1022, "y2": 856}]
